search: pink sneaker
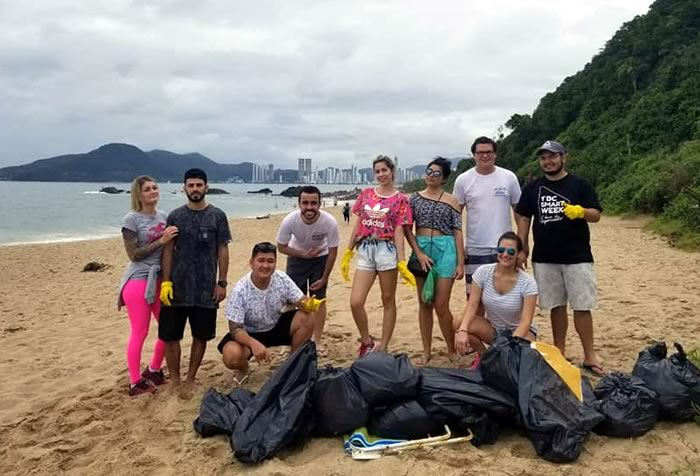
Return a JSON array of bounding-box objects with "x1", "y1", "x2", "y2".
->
[{"x1": 357, "y1": 337, "x2": 377, "y2": 358}]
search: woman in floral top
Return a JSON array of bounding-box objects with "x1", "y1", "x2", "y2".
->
[{"x1": 340, "y1": 155, "x2": 416, "y2": 357}]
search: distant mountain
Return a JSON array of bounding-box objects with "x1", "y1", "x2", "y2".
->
[{"x1": 0, "y1": 143, "x2": 256, "y2": 182}]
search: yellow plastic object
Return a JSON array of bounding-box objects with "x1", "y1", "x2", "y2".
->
[
  {"x1": 340, "y1": 249, "x2": 355, "y2": 282},
  {"x1": 160, "y1": 280, "x2": 173, "y2": 306},
  {"x1": 397, "y1": 260, "x2": 417, "y2": 288},
  {"x1": 562, "y1": 202, "x2": 585, "y2": 220},
  {"x1": 531, "y1": 341, "x2": 583, "y2": 402},
  {"x1": 300, "y1": 296, "x2": 326, "y2": 313}
]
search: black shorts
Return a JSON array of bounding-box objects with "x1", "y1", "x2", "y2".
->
[
  {"x1": 158, "y1": 306, "x2": 217, "y2": 342},
  {"x1": 216, "y1": 310, "x2": 297, "y2": 355},
  {"x1": 286, "y1": 255, "x2": 328, "y2": 299}
]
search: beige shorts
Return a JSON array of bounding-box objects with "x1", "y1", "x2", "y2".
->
[{"x1": 532, "y1": 262, "x2": 597, "y2": 311}]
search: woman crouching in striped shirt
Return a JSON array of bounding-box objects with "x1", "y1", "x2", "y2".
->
[{"x1": 454, "y1": 232, "x2": 538, "y2": 365}]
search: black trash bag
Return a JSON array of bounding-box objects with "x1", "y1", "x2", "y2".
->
[
  {"x1": 418, "y1": 367, "x2": 516, "y2": 420},
  {"x1": 350, "y1": 352, "x2": 420, "y2": 407},
  {"x1": 313, "y1": 366, "x2": 369, "y2": 436},
  {"x1": 231, "y1": 341, "x2": 318, "y2": 463},
  {"x1": 518, "y1": 344, "x2": 604, "y2": 463},
  {"x1": 592, "y1": 372, "x2": 659, "y2": 437},
  {"x1": 480, "y1": 330, "x2": 527, "y2": 399},
  {"x1": 452, "y1": 408, "x2": 501, "y2": 446},
  {"x1": 632, "y1": 342, "x2": 700, "y2": 422},
  {"x1": 193, "y1": 387, "x2": 255, "y2": 437},
  {"x1": 368, "y1": 400, "x2": 443, "y2": 440}
]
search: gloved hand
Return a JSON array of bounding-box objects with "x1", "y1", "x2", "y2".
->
[
  {"x1": 300, "y1": 295, "x2": 326, "y2": 313},
  {"x1": 397, "y1": 260, "x2": 417, "y2": 287},
  {"x1": 340, "y1": 248, "x2": 355, "y2": 282},
  {"x1": 160, "y1": 280, "x2": 174, "y2": 306},
  {"x1": 562, "y1": 202, "x2": 586, "y2": 220}
]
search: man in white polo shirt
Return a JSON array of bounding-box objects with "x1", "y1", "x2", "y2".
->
[
  {"x1": 276, "y1": 186, "x2": 340, "y2": 344},
  {"x1": 453, "y1": 136, "x2": 522, "y2": 297}
]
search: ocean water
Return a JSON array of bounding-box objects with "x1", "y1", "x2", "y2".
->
[{"x1": 0, "y1": 182, "x2": 356, "y2": 246}]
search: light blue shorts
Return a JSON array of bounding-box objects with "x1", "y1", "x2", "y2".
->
[
  {"x1": 356, "y1": 239, "x2": 398, "y2": 272},
  {"x1": 410, "y1": 235, "x2": 458, "y2": 278}
]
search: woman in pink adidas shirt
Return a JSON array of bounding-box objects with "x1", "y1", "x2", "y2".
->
[{"x1": 340, "y1": 155, "x2": 416, "y2": 357}]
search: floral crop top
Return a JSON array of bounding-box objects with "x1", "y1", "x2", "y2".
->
[
  {"x1": 352, "y1": 188, "x2": 413, "y2": 241},
  {"x1": 409, "y1": 192, "x2": 462, "y2": 236}
]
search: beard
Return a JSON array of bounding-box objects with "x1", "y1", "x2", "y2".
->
[
  {"x1": 543, "y1": 163, "x2": 564, "y2": 176},
  {"x1": 186, "y1": 191, "x2": 205, "y2": 202}
]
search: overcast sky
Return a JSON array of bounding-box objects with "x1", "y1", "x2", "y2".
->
[{"x1": 0, "y1": 0, "x2": 654, "y2": 169}]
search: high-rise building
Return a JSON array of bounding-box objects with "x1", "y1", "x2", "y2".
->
[{"x1": 298, "y1": 158, "x2": 312, "y2": 182}]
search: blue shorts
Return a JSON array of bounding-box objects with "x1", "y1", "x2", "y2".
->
[
  {"x1": 409, "y1": 235, "x2": 458, "y2": 278},
  {"x1": 356, "y1": 239, "x2": 397, "y2": 272}
]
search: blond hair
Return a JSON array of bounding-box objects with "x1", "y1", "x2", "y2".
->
[{"x1": 130, "y1": 175, "x2": 157, "y2": 211}]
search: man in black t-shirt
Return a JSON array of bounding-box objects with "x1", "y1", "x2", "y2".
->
[
  {"x1": 516, "y1": 141, "x2": 606, "y2": 376},
  {"x1": 159, "y1": 168, "x2": 232, "y2": 386}
]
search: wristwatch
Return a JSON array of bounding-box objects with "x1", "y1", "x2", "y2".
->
[{"x1": 217, "y1": 280, "x2": 228, "y2": 288}]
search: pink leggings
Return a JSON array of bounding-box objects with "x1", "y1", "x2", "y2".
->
[{"x1": 122, "y1": 279, "x2": 166, "y2": 384}]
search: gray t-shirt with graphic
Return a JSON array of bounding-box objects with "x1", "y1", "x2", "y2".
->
[
  {"x1": 167, "y1": 205, "x2": 231, "y2": 308},
  {"x1": 117, "y1": 210, "x2": 168, "y2": 309}
]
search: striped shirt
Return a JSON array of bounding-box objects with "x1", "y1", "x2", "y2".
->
[{"x1": 472, "y1": 264, "x2": 538, "y2": 332}]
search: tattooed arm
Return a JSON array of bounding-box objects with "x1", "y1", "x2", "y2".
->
[
  {"x1": 122, "y1": 225, "x2": 178, "y2": 262},
  {"x1": 122, "y1": 229, "x2": 163, "y2": 262}
]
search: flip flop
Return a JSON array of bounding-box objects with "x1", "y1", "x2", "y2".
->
[
  {"x1": 232, "y1": 372, "x2": 250, "y2": 387},
  {"x1": 580, "y1": 362, "x2": 607, "y2": 377}
]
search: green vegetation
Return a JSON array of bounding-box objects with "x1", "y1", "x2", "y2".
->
[{"x1": 495, "y1": 0, "x2": 700, "y2": 248}]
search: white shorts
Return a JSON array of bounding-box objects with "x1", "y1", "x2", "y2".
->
[
  {"x1": 533, "y1": 262, "x2": 597, "y2": 311},
  {"x1": 356, "y1": 240, "x2": 398, "y2": 272}
]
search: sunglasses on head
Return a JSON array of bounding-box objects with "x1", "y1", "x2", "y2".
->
[
  {"x1": 497, "y1": 246, "x2": 517, "y2": 256},
  {"x1": 254, "y1": 241, "x2": 277, "y2": 253},
  {"x1": 425, "y1": 168, "x2": 443, "y2": 177}
]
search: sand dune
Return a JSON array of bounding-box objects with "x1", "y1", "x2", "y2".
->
[{"x1": 1, "y1": 208, "x2": 699, "y2": 475}]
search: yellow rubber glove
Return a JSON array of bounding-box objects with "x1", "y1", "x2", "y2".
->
[
  {"x1": 160, "y1": 280, "x2": 174, "y2": 306},
  {"x1": 562, "y1": 202, "x2": 586, "y2": 220},
  {"x1": 340, "y1": 248, "x2": 355, "y2": 282},
  {"x1": 300, "y1": 296, "x2": 326, "y2": 313},
  {"x1": 397, "y1": 260, "x2": 417, "y2": 288}
]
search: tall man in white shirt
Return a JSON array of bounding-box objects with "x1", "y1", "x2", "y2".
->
[
  {"x1": 452, "y1": 137, "x2": 522, "y2": 297},
  {"x1": 276, "y1": 186, "x2": 340, "y2": 344}
]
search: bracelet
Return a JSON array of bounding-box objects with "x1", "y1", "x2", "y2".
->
[{"x1": 456, "y1": 329, "x2": 469, "y2": 334}]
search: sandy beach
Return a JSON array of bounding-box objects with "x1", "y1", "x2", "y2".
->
[{"x1": 1, "y1": 207, "x2": 699, "y2": 475}]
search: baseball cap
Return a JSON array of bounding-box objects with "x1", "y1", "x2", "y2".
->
[{"x1": 537, "y1": 140, "x2": 566, "y2": 155}]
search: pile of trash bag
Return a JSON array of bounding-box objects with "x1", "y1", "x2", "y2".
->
[
  {"x1": 632, "y1": 342, "x2": 700, "y2": 422},
  {"x1": 591, "y1": 372, "x2": 658, "y2": 437},
  {"x1": 192, "y1": 337, "x2": 699, "y2": 465}
]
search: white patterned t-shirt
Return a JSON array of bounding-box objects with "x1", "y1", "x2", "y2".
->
[{"x1": 225, "y1": 271, "x2": 305, "y2": 333}]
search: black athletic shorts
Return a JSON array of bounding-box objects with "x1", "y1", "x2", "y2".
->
[
  {"x1": 216, "y1": 310, "x2": 297, "y2": 355},
  {"x1": 286, "y1": 255, "x2": 328, "y2": 299},
  {"x1": 158, "y1": 306, "x2": 217, "y2": 342}
]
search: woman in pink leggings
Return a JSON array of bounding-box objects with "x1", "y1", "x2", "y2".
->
[{"x1": 117, "y1": 176, "x2": 178, "y2": 396}]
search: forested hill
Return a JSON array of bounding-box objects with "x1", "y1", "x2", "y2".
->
[{"x1": 498, "y1": 0, "x2": 700, "y2": 246}]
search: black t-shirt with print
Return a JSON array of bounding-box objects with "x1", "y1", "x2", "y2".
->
[
  {"x1": 516, "y1": 174, "x2": 602, "y2": 264},
  {"x1": 166, "y1": 204, "x2": 232, "y2": 308}
]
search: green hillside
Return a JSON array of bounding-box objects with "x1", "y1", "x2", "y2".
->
[{"x1": 496, "y1": 0, "x2": 700, "y2": 247}]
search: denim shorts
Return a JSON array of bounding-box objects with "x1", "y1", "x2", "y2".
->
[{"x1": 356, "y1": 239, "x2": 398, "y2": 272}]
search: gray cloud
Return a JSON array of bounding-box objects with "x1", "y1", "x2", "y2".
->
[{"x1": 0, "y1": 0, "x2": 653, "y2": 169}]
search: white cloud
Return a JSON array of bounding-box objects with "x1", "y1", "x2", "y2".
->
[{"x1": 0, "y1": 0, "x2": 653, "y2": 168}]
